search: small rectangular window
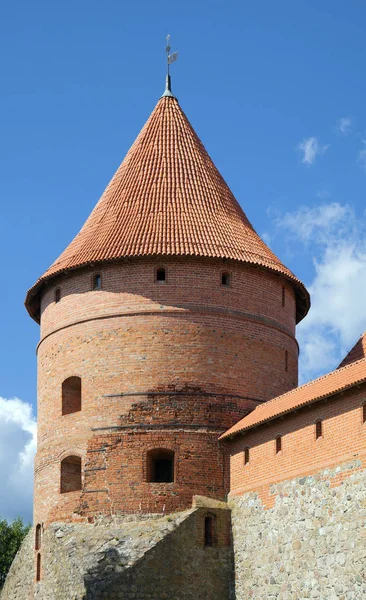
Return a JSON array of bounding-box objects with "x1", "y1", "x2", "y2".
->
[
  {"x1": 315, "y1": 420, "x2": 322, "y2": 439},
  {"x1": 93, "y1": 274, "x2": 101, "y2": 290},
  {"x1": 276, "y1": 436, "x2": 282, "y2": 454},
  {"x1": 55, "y1": 288, "x2": 61, "y2": 303},
  {"x1": 363, "y1": 404, "x2": 366, "y2": 424},
  {"x1": 244, "y1": 447, "x2": 249, "y2": 465},
  {"x1": 156, "y1": 267, "x2": 166, "y2": 283},
  {"x1": 221, "y1": 272, "x2": 230, "y2": 287},
  {"x1": 36, "y1": 553, "x2": 41, "y2": 582},
  {"x1": 282, "y1": 286, "x2": 286, "y2": 307}
]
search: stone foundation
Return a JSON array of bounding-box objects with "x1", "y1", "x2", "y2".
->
[
  {"x1": 230, "y1": 460, "x2": 366, "y2": 599},
  {"x1": 1, "y1": 503, "x2": 233, "y2": 600}
]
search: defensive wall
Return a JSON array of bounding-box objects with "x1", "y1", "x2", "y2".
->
[
  {"x1": 227, "y1": 384, "x2": 366, "y2": 599},
  {"x1": 1, "y1": 500, "x2": 233, "y2": 600}
]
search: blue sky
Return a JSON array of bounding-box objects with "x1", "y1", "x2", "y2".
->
[{"x1": 0, "y1": 0, "x2": 365, "y2": 522}]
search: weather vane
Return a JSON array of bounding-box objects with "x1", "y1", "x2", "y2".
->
[
  {"x1": 166, "y1": 34, "x2": 178, "y2": 75},
  {"x1": 163, "y1": 35, "x2": 178, "y2": 96}
]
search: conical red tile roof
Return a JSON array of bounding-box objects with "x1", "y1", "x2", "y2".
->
[
  {"x1": 338, "y1": 332, "x2": 366, "y2": 368},
  {"x1": 25, "y1": 94, "x2": 310, "y2": 322}
]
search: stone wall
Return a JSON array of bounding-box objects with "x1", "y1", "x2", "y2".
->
[
  {"x1": 230, "y1": 459, "x2": 366, "y2": 599},
  {"x1": 0, "y1": 527, "x2": 34, "y2": 600},
  {"x1": 1, "y1": 503, "x2": 233, "y2": 600}
]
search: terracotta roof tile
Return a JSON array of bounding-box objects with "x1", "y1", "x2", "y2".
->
[
  {"x1": 220, "y1": 357, "x2": 366, "y2": 439},
  {"x1": 338, "y1": 332, "x2": 366, "y2": 368},
  {"x1": 25, "y1": 95, "x2": 309, "y2": 322}
]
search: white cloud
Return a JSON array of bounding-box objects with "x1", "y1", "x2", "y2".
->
[
  {"x1": 0, "y1": 398, "x2": 37, "y2": 523},
  {"x1": 337, "y1": 116, "x2": 352, "y2": 135},
  {"x1": 358, "y1": 140, "x2": 366, "y2": 172},
  {"x1": 272, "y1": 203, "x2": 366, "y2": 383},
  {"x1": 297, "y1": 137, "x2": 329, "y2": 166}
]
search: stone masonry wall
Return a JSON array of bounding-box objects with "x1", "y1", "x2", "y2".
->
[
  {"x1": 1, "y1": 503, "x2": 233, "y2": 600},
  {"x1": 0, "y1": 528, "x2": 34, "y2": 600},
  {"x1": 230, "y1": 459, "x2": 366, "y2": 599}
]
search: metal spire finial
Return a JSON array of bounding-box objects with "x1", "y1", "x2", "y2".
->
[{"x1": 162, "y1": 34, "x2": 178, "y2": 97}]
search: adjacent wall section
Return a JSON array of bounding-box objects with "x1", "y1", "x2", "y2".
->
[
  {"x1": 230, "y1": 459, "x2": 366, "y2": 599},
  {"x1": 1, "y1": 504, "x2": 234, "y2": 600}
]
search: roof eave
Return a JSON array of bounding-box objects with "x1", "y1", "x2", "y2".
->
[{"x1": 220, "y1": 376, "x2": 366, "y2": 441}]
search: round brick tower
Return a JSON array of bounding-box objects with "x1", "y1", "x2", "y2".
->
[{"x1": 26, "y1": 83, "x2": 309, "y2": 526}]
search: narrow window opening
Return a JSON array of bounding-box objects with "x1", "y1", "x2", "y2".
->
[
  {"x1": 276, "y1": 436, "x2": 282, "y2": 454},
  {"x1": 244, "y1": 447, "x2": 250, "y2": 465},
  {"x1": 316, "y1": 420, "x2": 323, "y2": 439},
  {"x1": 221, "y1": 272, "x2": 230, "y2": 287},
  {"x1": 62, "y1": 376, "x2": 81, "y2": 415},
  {"x1": 60, "y1": 456, "x2": 82, "y2": 493},
  {"x1": 55, "y1": 288, "x2": 61, "y2": 303},
  {"x1": 363, "y1": 404, "x2": 366, "y2": 424},
  {"x1": 35, "y1": 524, "x2": 42, "y2": 551},
  {"x1": 204, "y1": 516, "x2": 215, "y2": 547},
  {"x1": 282, "y1": 286, "x2": 286, "y2": 307},
  {"x1": 147, "y1": 449, "x2": 174, "y2": 483},
  {"x1": 36, "y1": 553, "x2": 41, "y2": 582},
  {"x1": 156, "y1": 268, "x2": 166, "y2": 283},
  {"x1": 93, "y1": 274, "x2": 101, "y2": 290},
  {"x1": 285, "y1": 350, "x2": 288, "y2": 372}
]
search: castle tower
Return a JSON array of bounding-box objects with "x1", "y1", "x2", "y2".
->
[{"x1": 25, "y1": 80, "x2": 309, "y2": 526}]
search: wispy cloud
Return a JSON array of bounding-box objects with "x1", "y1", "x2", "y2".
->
[
  {"x1": 358, "y1": 140, "x2": 366, "y2": 172},
  {"x1": 296, "y1": 137, "x2": 329, "y2": 166},
  {"x1": 337, "y1": 116, "x2": 352, "y2": 135},
  {"x1": 0, "y1": 397, "x2": 36, "y2": 522},
  {"x1": 271, "y1": 202, "x2": 366, "y2": 383}
]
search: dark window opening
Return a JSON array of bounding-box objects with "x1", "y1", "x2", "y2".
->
[
  {"x1": 204, "y1": 515, "x2": 216, "y2": 546},
  {"x1": 62, "y1": 376, "x2": 81, "y2": 415},
  {"x1": 244, "y1": 447, "x2": 250, "y2": 465},
  {"x1": 156, "y1": 268, "x2": 166, "y2": 283},
  {"x1": 276, "y1": 436, "x2": 282, "y2": 454},
  {"x1": 221, "y1": 272, "x2": 230, "y2": 287},
  {"x1": 35, "y1": 524, "x2": 41, "y2": 551},
  {"x1": 147, "y1": 449, "x2": 174, "y2": 483},
  {"x1": 363, "y1": 404, "x2": 366, "y2": 424},
  {"x1": 316, "y1": 420, "x2": 323, "y2": 439},
  {"x1": 55, "y1": 288, "x2": 61, "y2": 303},
  {"x1": 36, "y1": 553, "x2": 41, "y2": 582},
  {"x1": 285, "y1": 350, "x2": 288, "y2": 372},
  {"x1": 93, "y1": 274, "x2": 101, "y2": 290},
  {"x1": 60, "y1": 455, "x2": 82, "y2": 493},
  {"x1": 282, "y1": 286, "x2": 286, "y2": 307}
]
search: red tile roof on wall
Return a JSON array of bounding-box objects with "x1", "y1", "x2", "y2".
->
[
  {"x1": 220, "y1": 357, "x2": 366, "y2": 439},
  {"x1": 25, "y1": 94, "x2": 310, "y2": 322},
  {"x1": 338, "y1": 332, "x2": 366, "y2": 368}
]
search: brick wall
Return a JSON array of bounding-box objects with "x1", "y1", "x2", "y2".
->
[
  {"x1": 228, "y1": 384, "x2": 366, "y2": 502},
  {"x1": 35, "y1": 256, "x2": 298, "y2": 524}
]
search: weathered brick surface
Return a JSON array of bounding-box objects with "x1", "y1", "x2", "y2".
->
[{"x1": 35, "y1": 256, "x2": 297, "y2": 525}]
